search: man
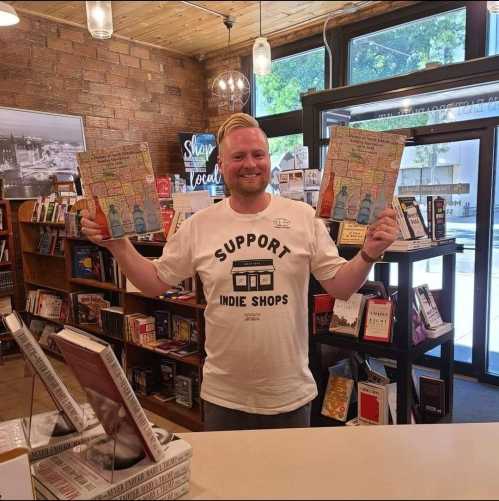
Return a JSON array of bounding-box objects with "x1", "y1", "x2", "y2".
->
[{"x1": 81, "y1": 113, "x2": 398, "y2": 431}]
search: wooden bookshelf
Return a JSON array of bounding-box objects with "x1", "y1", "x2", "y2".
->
[{"x1": 18, "y1": 198, "x2": 206, "y2": 431}]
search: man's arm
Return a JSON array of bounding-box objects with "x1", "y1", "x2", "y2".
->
[
  {"x1": 81, "y1": 210, "x2": 171, "y2": 297},
  {"x1": 319, "y1": 208, "x2": 399, "y2": 300}
]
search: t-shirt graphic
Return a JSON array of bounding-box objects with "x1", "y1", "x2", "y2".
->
[{"x1": 231, "y1": 259, "x2": 275, "y2": 292}]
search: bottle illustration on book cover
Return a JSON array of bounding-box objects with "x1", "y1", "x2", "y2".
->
[
  {"x1": 373, "y1": 190, "x2": 386, "y2": 221},
  {"x1": 357, "y1": 193, "x2": 372, "y2": 225},
  {"x1": 108, "y1": 204, "x2": 125, "y2": 238},
  {"x1": 332, "y1": 185, "x2": 348, "y2": 220},
  {"x1": 144, "y1": 192, "x2": 161, "y2": 232},
  {"x1": 93, "y1": 197, "x2": 110, "y2": 240},
  {"x1": 132, "y1": 204, "x2": 147, "y2": 234}
]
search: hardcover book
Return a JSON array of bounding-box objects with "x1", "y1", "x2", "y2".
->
[
  {"x1": 3, "y1": 312, "x2": 86, "y2": 433},
  {"x1": 427, "y1": 195, "x2": 446, "y2": 240},
  {"x1": 394, "y1": 196, "x2": 428, "y2": 240},
  {"x1": 311, "y1": 293, "x2": 334, "y2": 335},
  {"x1": 32, "y1": 436, "x2": 192, "y2": 500},
  {"x1": 414, "y1": 284, "x2": 444, "y2": 329},
  {"x1": 419, "y1": 376, "x2": 446, "y2": 422},
  {"x1": 357, "y1": 381, "x2": 389, "y2": 425},
  {"x1": 363, "y1": 298, "x2": 393, "y2": 343},
  {"x1": 53, "y1": 326, "x2": 165, "y2": 462},
  {"x1": 329, "y1": 293, "x2": 367, "y2": 337},
  {"x1": 321, "y1": 375, "x2": 354, "y2": 422},
  {"x1": 316, "y1": 126, "x2": 405, "y2": 224},
  {"x1": 77, "y1": 143, "x2": 162, "y2": 240},
  {"x1": 337, "y1": 220, "x2": 367, "y2": 246}
]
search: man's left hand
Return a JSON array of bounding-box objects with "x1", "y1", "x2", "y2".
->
[{"x1": 362, "y1": 208, "x2": 399, "y2": 259}]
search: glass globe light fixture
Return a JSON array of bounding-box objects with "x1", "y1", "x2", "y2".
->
[
  {"x1": 212, "y1": 16, "x2": 250, "y2": 112},
  {"x1": 0, "y1": 2, "x2": 19, "y2": 26},
  {"x1": 86, "y1": 1, "x2": 113, "y2": 40}
]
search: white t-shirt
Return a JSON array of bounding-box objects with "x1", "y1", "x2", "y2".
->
[{"x1": 153, "y1": 196, "x2": 346, "y2": 414}]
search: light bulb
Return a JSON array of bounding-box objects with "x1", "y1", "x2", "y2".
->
[
  {"x1": 0, "y1": 2, "x2": 20, "y2": 26},
  {"x1": 219, "y1": 79, "x2": 227, "y2": 90},
  {"x1": 86, "y1": 1, "x2": 113, "y2": 39},
  {"x1": 236, "y1": 78, "x2": 244, "y2": 90},
  {"x1": 252, "y1": 37, "x2": 271, "y2": 76}
]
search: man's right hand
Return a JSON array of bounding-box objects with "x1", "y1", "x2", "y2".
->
[{"x1": 80, "y1": 209, "x2": 125, "y2": 250}]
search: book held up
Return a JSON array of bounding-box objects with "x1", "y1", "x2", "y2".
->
[
  {"x1": 316, "y1": 126, "x2": 405, "y2": 224},
  {"x1": 77, "y1": 143, "x2": 162, "y2": 240}
]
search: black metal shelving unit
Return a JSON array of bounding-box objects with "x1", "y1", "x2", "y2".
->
[{"x1": 311, "y1": 242, "x2": 461, "y2": 424}]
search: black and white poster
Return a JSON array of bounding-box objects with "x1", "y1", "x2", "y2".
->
[{"x1": 0, "y1": 107, "x2": 86, "y2": 199}]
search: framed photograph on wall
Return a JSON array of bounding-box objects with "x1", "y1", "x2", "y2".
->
[{"x1": 0, "y1": 107, "x2": 86, "y2": 199}]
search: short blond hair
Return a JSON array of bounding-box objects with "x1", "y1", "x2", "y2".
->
[{"x1": 217, "y1": 113, "x2": 267, "y2": 153}]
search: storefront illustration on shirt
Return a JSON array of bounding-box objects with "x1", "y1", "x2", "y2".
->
[{"x1": 231, "y1": 259, "x2": 275, "y2": 292}]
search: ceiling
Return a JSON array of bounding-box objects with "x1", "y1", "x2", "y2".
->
[{"x1": 9, "y1": 1, "x2": 374, "y2": 58}]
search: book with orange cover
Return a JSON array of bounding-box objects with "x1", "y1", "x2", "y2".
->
[{"x1": 321, "y1": 375, "x2": 354, "y2": 422}]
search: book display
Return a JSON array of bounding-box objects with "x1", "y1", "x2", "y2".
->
[
  {"x1": 18, "y1": 198, "x2": 206, "y2": 431},
  {"x1": 311, "y1": 241, "x2": 459, "y2": 425}
]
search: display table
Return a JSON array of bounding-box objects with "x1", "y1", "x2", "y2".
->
[{"x1": 179, "y1": 423, "x2": 499, "y2": 499}]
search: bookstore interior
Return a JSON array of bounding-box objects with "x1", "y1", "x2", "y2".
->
[{"x1": 2, "y1": 0, "x2": 499, "y2": 499}]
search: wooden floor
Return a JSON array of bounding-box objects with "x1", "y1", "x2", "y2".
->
[{"x1": 0, "y1": 354, "x2": 191, "y2": 433}]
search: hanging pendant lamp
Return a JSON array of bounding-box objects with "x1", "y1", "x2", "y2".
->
[
  {"x1": 212, "y1": 16, "x2": 250, "y2": 112},
  {"x1": 0, "y1": 2, "x2": 19, "y2": 26},
  {"x1": 86, "y1": 1, "x2": 113, "y2": 39},
  {"x1": 252, "y1": 1, "x2": 271, "y2": 76}
]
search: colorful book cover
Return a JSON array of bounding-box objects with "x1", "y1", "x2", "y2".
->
[
  {"x1": 321, "y1": 375, "x2": 354, "y2": 421},
  {"x1": 316, "y1": 126, "x2": 405, "y2": 224},
  {"x1": 77, "y1": 143, "x2": 162, "y2": 240}
]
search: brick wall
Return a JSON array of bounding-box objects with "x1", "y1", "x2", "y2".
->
[
  {"x1": 0, "y1": 13, "x2": 206, "y2": 173},
  {"x1": 0, "y1": 12, "x2": 207, "y2": 308}
]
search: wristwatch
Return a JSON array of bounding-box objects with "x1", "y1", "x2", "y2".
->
[{"x1": 360, "y1": 249, "x2": 384, "y2": 263}]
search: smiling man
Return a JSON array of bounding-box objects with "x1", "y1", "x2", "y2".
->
[{"x1": 81, "y1": 112, "x2": 398, "y2": 431}]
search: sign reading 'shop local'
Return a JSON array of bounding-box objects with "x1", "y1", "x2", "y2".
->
[{"x1": 178, "y1": 132, "x2": 224, "y2": 197}]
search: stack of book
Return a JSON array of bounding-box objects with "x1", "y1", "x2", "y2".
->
[
  {"x1": 25, "y1": 289, "x2": 69, "y2": 323},
  {"x1": 0, "y1": 270, "x2": 14, "y2": 290},
  {"x1": 389, "y1": 196, "x2": 431, "y2": 251},
  {"x1": 414, "y1": 284, "x2": 452, "y2": 338}
]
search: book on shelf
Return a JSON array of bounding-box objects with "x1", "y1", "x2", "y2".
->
[
  {"x1": 414, "y1": 284, "x2": 444, "y2": 329},
  {"x1": 357, "y1": 381, "x2": 389, "y2": 425},
  {"x1": 0, "y1": 270, "x2": 14, "y2": 290},
  {"x1": 53, "y1": 326, "x2": 165, "y2": 462},
  {"x1": 0, "y1": 239, "x2": 7, "y2": 262},
  {"x1": 386, "y1": 237, "x2": 432, "y2": 252},
  {"x1": 0, "y1": 295, "x2": 12, "y2": 315},
  {"x1": 303, "y1": 169, "x2": 320, "y2": 190},
  {"x1": 419, "y1": 375, "x2": 446, "y2": 422},
  {"x1": 431, "y1": 236, "x2": 455, "y2": 246},
  {"x1": 70, "y1": 292, "x2": 111, "y2": 327},
  {"x1": 175, "y1": 375, "x2": 193, "y2": 408},
  {"x1": 393, "y1": 196, "x2": 428, "y2": 240},
  {"x1": 77, "y1": 143, "x2": 162, "y2": 240},
  {"x1": 329, "y1": 292, "x2": 369, "y2": 338},
  {"x1": 358, "y1": 280, "x2": 388, "y2": 299},
  {"x1": 32, "y1": 435, "x2": 192, "y2": 501},
  {"x1": 363, "y1": 298, "x2": 394, "y2": 343},
  {"x1": 427, "y1": 195, "x2": 446, "y2": 240},
  {"x1": 156, "y1": 175, "x2": 172, "y2": 198},
  {"x1": 321, "y1": 375, "x2": 354, "y2": 422},
  {"x1": 316, "y1": 126, "x2": 405, "y2": 224},
  {"x1": 365, "y1": 357, "x2": 390, "y2": 386},
  {"x1": 3, "y1": 312, "x2": 87, "y2": 433},
  {"x1": 311, "y1": 293, "x2": 334, "y2": 335},
  {"x1": 425, "y1": 322, "x2": 452, "y2": 338},
  {"x1": 100, "y1": 306, "x2": 125, "y2": 340}
]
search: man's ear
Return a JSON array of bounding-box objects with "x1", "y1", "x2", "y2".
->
[{"x1": 217, "y1": 155, "x2": 224, "y2": 176}]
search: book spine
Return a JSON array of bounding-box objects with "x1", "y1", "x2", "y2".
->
[
  {"x1": 136, "y1": 481, "x2": 189, "y2": 501},
  {"x1": 97, "y1": 442, "x2": 192, "y2": 500},
  {"x1": 10, "y1": 324, "x2": 85, "y2": 432},
  {"x1": 29, "y1": 434, "x2": 86, "y2": 462},
  {"x1": 100, "y1": 347, "x2": 164, "y2": 462},
  {"x1": 392, "y1": 198, "x2": 411, "y2": 240},
  {"x1": 427, "y1": 196, "x2": 433, "y2": 239},
  {"x1": 113, "y1": 465, "x2": 190, "y2": 500}
]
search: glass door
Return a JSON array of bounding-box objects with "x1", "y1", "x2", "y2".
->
[{"x1": 393, "y1": 136, "x2": 480, "y2": 366}]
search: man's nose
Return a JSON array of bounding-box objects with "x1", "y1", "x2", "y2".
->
[{"x1": 243, "y1": 155, "x2": 257, "y2": 168}]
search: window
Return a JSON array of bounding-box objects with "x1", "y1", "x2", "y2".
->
[
  {"x1": 267, "y1": 134, "x2": 303, "y2": 195},
  {"x1": 348, "y1": 8, "x2": 466, "y2": 85},
  {"x1": 488, "y1": 11, "x2": 499, "y2": 55},
  {"x1": 255, "y1": 47, "x2": 325, "y2": 118}
]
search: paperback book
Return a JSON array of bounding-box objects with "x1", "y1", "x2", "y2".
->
[
  {"x1": 363, "y1": 298, "x2": 393, "y2": 343},
  {"x1": 77, "y1": 143, "x2": 162, "y2": 240},
  {"x1": 321, "y1": 375, "x2": 354, "y2": 422},
  {"x1": 316, "y1": 126, "x2": 405, "y2": 224},
  {"x1": 329, "y1": 293, "x2": 368, "y2": 337},
  {"x1": 393, "y1": 196, "x2": 428, "y2": 240},
  {"x1": 414, "y1": 284, "x2": 444, "y2": 329},
  {"x1": 427, "y1": 195, "x2": 446, "y2": 240},
  {"x1": 357, "y1": 381, "x2": 389, "y2": 425}
]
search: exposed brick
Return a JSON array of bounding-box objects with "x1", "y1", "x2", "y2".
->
[
  {"x1": 131, "y1": 46, "x2": 150, "y2": 60},
  {"x1": 83, "y1": 69, "x2": 106, "y2": 82},
  {"x1": 47, "y1": 35, "x2": 73, "y2": 54},
  {"x1": 106, "y1": 73, "x2": 128, "y2": 87},
  {"x1": 109, "y1": 40, "x2": 130, "y2": 55},
  {"x1": 92, "y1": 107, "x2": 115, "y2": 118},
  {"x1": 58, "y1": 53, "x2": 83, "y2": 67},
  {"x1": 86, "y1": 116, "x2": 108, "y2": 128},
  {"x1": 108, "y1": 63, "x2": 129, "y2": 77},
  {"x1": 59, "y1": 28, "x2": 84, "y2": 44},
  {"x1": 57, "y1": 64, "x2": 82, "y2": 79},
  {"x1": 88, "y1": 82, "x2": 113, "y2": 96},
  {"x1": 78, "y1": 93, "x2": 103, "y2": 106},
  {"x1": 120, "y1": 54, "x2": 140, "y2": 68},
  {"x1": 141, "y1": 59, "x2": 161, "y2": 73},
  {"x1": 108, "y1": 118, "x2": 129, "y2": 130},
  {"x1": 83, "y1": 57, "x2": 109, "y2": 72},
  {"x1": 97, "y1": 48, "x2": 120, "y2": 64},
  {"x1": 73, "y1": 43, "x2": 97, "y2": 59}
]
